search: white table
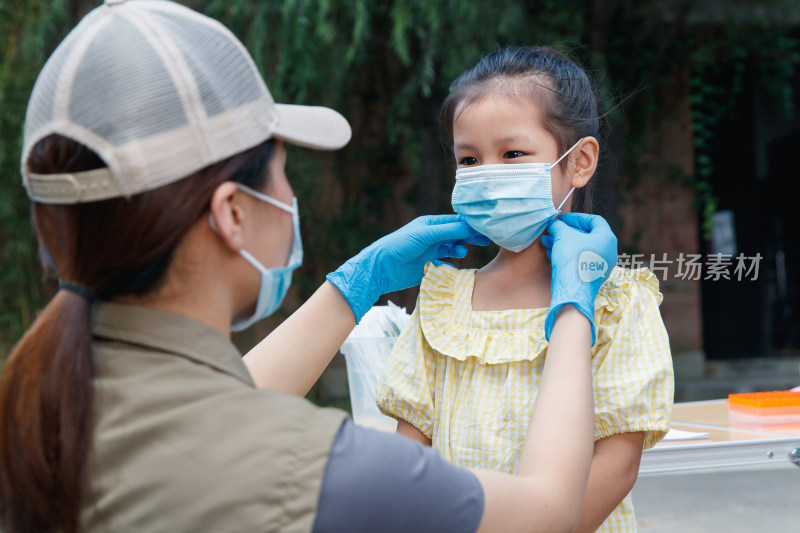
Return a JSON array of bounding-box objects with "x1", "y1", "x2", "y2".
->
[{"x1": 640, "y1": 399, "x2": 800, "y2": 474}]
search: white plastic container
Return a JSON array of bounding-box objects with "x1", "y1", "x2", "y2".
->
[
  {"x1": 340, "y1": 337, "x2": 398, "y2": 432},
  {"x1": 339, "y1": 303, "x2": 410, "y2": 433}
]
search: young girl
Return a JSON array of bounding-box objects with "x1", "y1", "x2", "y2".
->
[{"x1": 376, "y1": 46, "x2": 674, "y2": 533}]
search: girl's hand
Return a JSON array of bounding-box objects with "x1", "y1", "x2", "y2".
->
[
  {"x1": 540, "y1": 213, "x2": 617, "y2": 345},
  {"x1": 327, "y1": 215, "x2": 490, "y2": 322}
]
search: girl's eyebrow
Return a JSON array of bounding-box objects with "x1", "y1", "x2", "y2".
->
[
  {"x1": 454, "y1": 142, "x2": 477, "y2": 152},
  {"x1": 455, "y1": 134, "x2": 534, "y2": 152},
  {"x1": 494, "y1": 134, "x2": 531, "y2": 145}
]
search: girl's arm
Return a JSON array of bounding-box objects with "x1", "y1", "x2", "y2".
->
[
  {"x1": 576, "y1": 432, "x2": 645, "y2": 532},
  {"x1": 396, "y1": 418, "x2": 431, "y2": 446},
  {"x1": 472, "y1": 305, "x2": 594, "y2": 533}
]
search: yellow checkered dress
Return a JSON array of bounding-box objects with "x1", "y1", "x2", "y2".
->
[{"x1": 376, "y1": 263, "x2": 674, "y2": 533}]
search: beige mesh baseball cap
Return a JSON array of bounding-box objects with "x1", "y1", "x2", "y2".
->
[{"x1": 21, "y1": 0, "x2": 352, "y2": 205}]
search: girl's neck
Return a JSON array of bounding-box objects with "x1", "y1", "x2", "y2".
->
[
  {"x1": 479, "y1": 240, "x2": 550, "y2": 281},
  {"x1": 472, "y1": 239, "x2": 552, "y2": 311}
]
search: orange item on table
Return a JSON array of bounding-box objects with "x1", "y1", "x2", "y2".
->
[{"x1": 728, "y1": 391, "x2": 800, "y2": 416}]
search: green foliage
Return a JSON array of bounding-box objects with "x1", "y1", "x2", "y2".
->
[
  {"x1": 193, "y1": 0, "x2": 592, "y2": 321},
  {"x1": 1, "y1": 0, "x2": 799, "y2": 356},
  {"x1": 0, "y1": 0, "x2": 71, "y2": 352}
]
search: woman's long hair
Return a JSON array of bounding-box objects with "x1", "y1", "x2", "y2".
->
[{"x1": 0, "y1": 134, "x2": 274, "y2": 533}]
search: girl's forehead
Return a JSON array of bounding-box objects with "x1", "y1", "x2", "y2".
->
[
  {"x1": 454, "y1": 75, "x2": 549, "y2": 109},
  {"x1": 453, "y1": 90, "x2": 545, "y2": 130}
]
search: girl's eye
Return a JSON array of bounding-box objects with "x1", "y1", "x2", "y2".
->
[
  {"x1": 458, "y1": 156, "x2": 478, "y2": 166},
  {"x1": 504, "y1": 151, "x2": 525, "y2": 159}
]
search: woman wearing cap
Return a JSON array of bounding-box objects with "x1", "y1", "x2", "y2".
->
[{"x1": 0, "y1": 1, "x2": 617, "y2": 532}]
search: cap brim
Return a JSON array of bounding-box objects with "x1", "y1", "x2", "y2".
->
[{"x1": 272, "y1": 104, "x2": 352, "y2": 151}]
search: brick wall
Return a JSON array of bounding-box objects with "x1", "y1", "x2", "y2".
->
[{"x1": 617, "y1": 65, "x2": 703, "y2": 353}]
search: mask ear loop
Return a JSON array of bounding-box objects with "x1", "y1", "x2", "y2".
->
[
  {"x1": 552, "y1": 138, "x2": 583, "y2": 214},
  {"x1": 236, "y1": 183, "x2": 296, "y2": 214},
  {"x1": 552, "y1": 137, "x2": 583, "y2": 167},
  {"x1": 556, "y1": 187, "x2": 576, "y2": 213}
]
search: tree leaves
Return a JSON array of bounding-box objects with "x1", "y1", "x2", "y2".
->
[{"x1": 1, "y1": 0, "x2": 798, "y2": 354}]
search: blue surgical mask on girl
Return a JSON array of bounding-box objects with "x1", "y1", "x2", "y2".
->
[
  {"x1": 211, "y1": 183, "x2": 303, "y2": 332},
  {"x1": 451, "y1": 139, "x2": 582, "y2": 253}
]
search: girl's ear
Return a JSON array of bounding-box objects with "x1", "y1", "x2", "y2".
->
[
  {"x1": 570, "y1": 137, "x2": 599, "y2": 188},
  {"x1": 209, "y1": 182, "x2": 246, "y2": 253}
]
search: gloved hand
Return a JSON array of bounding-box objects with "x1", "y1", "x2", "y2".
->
[
  {"x1": 327, "y1": 215, "x2": 490, "y2": 323},
  {"x1": 540, "y1": 213, "x2": 618, "y2": 345}
]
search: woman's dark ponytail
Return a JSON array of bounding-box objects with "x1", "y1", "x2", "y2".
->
[{"x1": 0, "y1": 291, "x2": 95, "y2": 532}]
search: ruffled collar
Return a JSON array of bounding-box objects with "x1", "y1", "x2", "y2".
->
[
  {"x1": 418, "y1": 263, "x2": 549, "y2": 364},
  {"x1": 417, "y1": 263, "x2": 661, "y2": 365}
]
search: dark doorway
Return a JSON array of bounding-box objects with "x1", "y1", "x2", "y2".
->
[{"x1": 699, "y1": 71, "x2": 800, "y2": 359}]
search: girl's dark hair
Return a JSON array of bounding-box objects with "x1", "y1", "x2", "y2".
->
[
  {"x1": 441, "y1": 45, "x2": 601, "y2": 212},
  {"x1": 0, "y1": 134, "x2": 274, "y2": 533}
]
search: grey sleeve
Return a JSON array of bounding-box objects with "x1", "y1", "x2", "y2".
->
[{"x1": 313, "y1": 419, "x2": 484, "y2": 533}]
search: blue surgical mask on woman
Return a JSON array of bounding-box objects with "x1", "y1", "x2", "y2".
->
[
  {"x1": 211, "y1": 183, "x2": 303, "y2": 332},
  {"x1": 451, "y1": 139, "x2": 582, "y2": 252}
]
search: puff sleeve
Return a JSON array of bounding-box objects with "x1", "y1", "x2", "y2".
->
[
  {"x1": 591, "y1": 268, "x2": 675, "y2": 449},
  {"x1": 375, "y1": 301, "x2": 438, "y2": 439}
]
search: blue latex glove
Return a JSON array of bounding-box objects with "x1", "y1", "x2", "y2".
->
[
  {"x1": 327, "y1": 215, "x2": 490, "y2": 323},
  {"x1": 540, "y1": 213, "x2": 618, "y2": 345}
]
